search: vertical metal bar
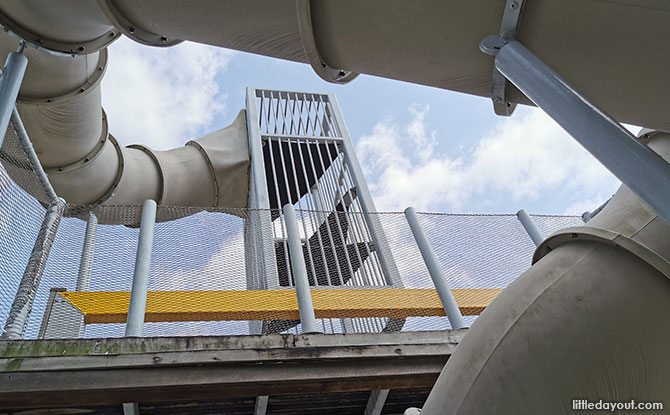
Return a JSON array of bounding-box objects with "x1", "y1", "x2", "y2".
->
[
  {"x1": 124, "y1": 199, "x2": 157, "y2": 337},
  {"x1": 404, "y1": 207, "x2": 466, "y2": 329},
  {"x1": 37, "y1": 288, "x2": 65, "y2": 339},
  {"x1": 320, "y1": 147, "x2": 356, "y2": 284},
  {"x1": 495, "y1": 40, "x2": 670, "y2": 224},
  {"x1": 245, "y1": 88, "x2": 278, "y2": 290},
  {"x1": 516, "y1": 209, "x2": 544, "y2": 247},
  {"x1": 338, "y1": 163, "x2": 377, "y2": 285},
  {"x1": 364, "y1": 389, "x2": 390, "y2": 415},
  {"x1": 0, "y1": 46, "x2": 27, "y2": 148},
  {"x1": 2, "y1": 198, "x2": 65, "y2": 339},
  {"x1": 76, "y1": 211, "x2": 98, "y2": 292},
  {"x1": 285, "y1": 138, "x2": 318, "y2": 285},
  {"x1": 328, "y1": 94, "x2": 403, "y2": 287},
  {"x1": 122, "y1": 403, "x2": 140, "y2": 415},
  {"x1": 307, "y1": 144, "x2": 345, "y2": 286},
  {"x1": 283, "y1": 204, "x2": 319, "y2": 333},
  {"x1": 267, "y1": 136, "x2": 291, "y2": 286},
  {"x1": 295, "y1": 138, "x2": 332, "y2": 285}
]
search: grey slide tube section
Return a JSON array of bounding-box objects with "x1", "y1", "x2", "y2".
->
[
  {"x1": 495, "y1": 41, "x2": 670, "y2": 224},
  {"x1": 404, "y1": 207, "x2": 465, "y2": 329},
  {"x1": 0, "y1": 48, "x2": 27, "y2": 148},
  {"x1": 282, "y1": 203, "x2": 319, "y2": 334},
  {"x1": 76, "y1": 212, "x2": 98, "y2": 292},
  {"x1": 516, "y1": 209, "x2": 543, "y2": 247},
  {"x1": 125, "y1": 199, "x2": 157, "y2": 337}
]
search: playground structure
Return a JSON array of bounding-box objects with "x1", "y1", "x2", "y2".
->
[{"x1": 0, "y1": 0, "x2": 669, "y2": 414}]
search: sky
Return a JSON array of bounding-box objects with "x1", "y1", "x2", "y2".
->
[{"x1": 101, "y1": 37, "x2": 624, "y2": 216}]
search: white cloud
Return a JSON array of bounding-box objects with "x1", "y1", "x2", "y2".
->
[
  {"x1": 357, "y1": 106, "x2": 621, "y2": 214},
  {"x1": 102, "y1": 37, "x2": 235, "y2": 150}
]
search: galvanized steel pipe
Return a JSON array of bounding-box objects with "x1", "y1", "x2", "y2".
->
[
  {"x1": 282, "y1": 203, "x2": 319, "y2": 334},
  {"x1": 124, "y1": 199, "x2": 156, "y2": 337}
]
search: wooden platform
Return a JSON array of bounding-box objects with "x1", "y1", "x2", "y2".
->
[{"x1": 0, "y1": 330, "x2": 465, "y2": 413}]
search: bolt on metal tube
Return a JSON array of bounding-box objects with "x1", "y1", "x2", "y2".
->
[
  {"x1": 404, "y1": 207, "x2": 466, "y2": 329},
  {"x1": 125, "y1": 199, "x2": 157, "y2": 337}
]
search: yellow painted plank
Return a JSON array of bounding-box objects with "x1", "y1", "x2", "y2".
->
[{"x1": 61, "y1": 288, "x2": 503, "y2": 324}]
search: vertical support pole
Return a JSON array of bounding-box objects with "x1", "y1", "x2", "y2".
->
[
  {"x1": 516, "y1": 209, "x2": 543, "y2": 247},
  {"x1": 1, "y1": 198, "x2": 66, "y2": 339},
  {"x1": 404, "y1": 207, "x2": 466, "y2": 329},
  {"x1": 364, "y1": 389, "x2": 390, "y2": 415},
  {"x1": 245, "y1": 87, "x2": 279, "y2": 335},
  {"x1": 244, "y1": 87, "x2": 279, "y2": 289},
  {"x1": 37, "y1": 287, "x2": 66, "y2": 339},
  {"x1": 254, "y1": 395, "x2": 269, "y2": 415},
  {"x1": 495, "y1": 40, "x2": 670, "y2": 224},
  {"x1": 76, "y1": 211, "x2": 98, "y2": 292},
  {"x1": 125, "y1": 199, "x2": 156, "y2": 338},
  {"x1": 0, "y1": 44, "x2": 27, "y2": 148},
  {"x1": 283, "y1": 203, "x2": 319, "y2": 333},
  {"x1": 328, "y1": 94, "x2": 402, "y2": 288}
]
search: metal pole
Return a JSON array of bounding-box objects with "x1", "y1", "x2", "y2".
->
[
  {"x1": 495, "y1": 40, "x2": 670, "y2": 224},
  {"x1": 244, "y1": 88, "x2": 278, "y2": 289},
  {"x1": 0, "y1": 44, "x2": 27, "y2": 148},
  {"x1": 76, "y1": 211, "x2": 98, "y2": 292},
  {"x1": 2, "y1": 199, "x2": 66, "y2": 339},
  {"x1": 125, "y1": 199, "x2": 157, "y2": 337},
  {"x1": 516, "y1": 209, "x2": 543, "y2": 247},
  {"x1": 404, "y1": 207, "x2": 466, "y2": 329},
  {"x1": 282, "y1": 203, "x2": 319, "y2": 333}
]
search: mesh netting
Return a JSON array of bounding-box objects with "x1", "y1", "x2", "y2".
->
[
  {"x1": 1, "y1": 198, "x2": 583, "y2": 339},
  {"x1": 0, "y1": 114, "x2": 585, "y2": 339},
  {"x1": 0, "y1": 121, "x2": 53, "y2": 339}
]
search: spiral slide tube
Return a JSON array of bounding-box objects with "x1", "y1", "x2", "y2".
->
[{"x1": 0, "y1": 2, "x2": 668, "y2": 413}]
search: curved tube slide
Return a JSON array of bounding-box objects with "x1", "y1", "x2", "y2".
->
[
  {"x1": 0, "y1": 22, "x2": 249, "y2": 217},
  {"x1": 0, "y1": 0, "x2": 668, "y2": 213},
  {"x1": 419, "y1": 133, "x2": 670, "y2": 414},
  {"x1": 0, "y1": 1, "x2": 668, "y2": 412}
]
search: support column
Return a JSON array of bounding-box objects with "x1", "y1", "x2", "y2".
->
[
  {"x1": 404, "y1": 207, "x2": 466, "y2": 329},
  {"x1": 77, "y1": 212, "x2": 98, "y2": 291},
  {"x1": 124, "y1": 199, "x2": 156, "y2": 337},
  {"x1": 364, "y1": 389, "x2": 390, "y2": 415},
  {"x1": 122, "y1": 200, "x2": 156, "y2": 415},
  {"x1": 1, "y1": 199, "x2": 65, "y2": 339},
  {"x1": 283, "y1": 203, "x2": 319, "y2": 334}
]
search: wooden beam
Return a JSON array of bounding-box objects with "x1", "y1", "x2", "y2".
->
[
  {"x1": 60, "y1": 288, "x2": 502, "y2": 324},
  {"x1": 0, "y1": 330, "x2": 464, "y2": 409}
]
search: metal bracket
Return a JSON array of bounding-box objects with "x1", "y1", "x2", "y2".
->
[{"x1": 480, "y1": 0, "x2": 525, "y2": 116}]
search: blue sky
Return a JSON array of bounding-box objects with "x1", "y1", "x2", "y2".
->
[{"x1": 101, "y1": 38, "x2": 623, "y2": 215}]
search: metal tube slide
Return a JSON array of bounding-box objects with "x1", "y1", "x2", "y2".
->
[
  {"x1": 0, "y1": 1, "x2": 667, "y2": 130},
  {"x1": 418, "y1": 133, "x2": 670, "y2": 414},
  {"x1": 0, "y1": 29, "x2": 249, "y2": 220}
]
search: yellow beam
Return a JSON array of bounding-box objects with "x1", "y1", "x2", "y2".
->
[{"x1": 61, "y1": 288, "x2": 503, "y2": 325}]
